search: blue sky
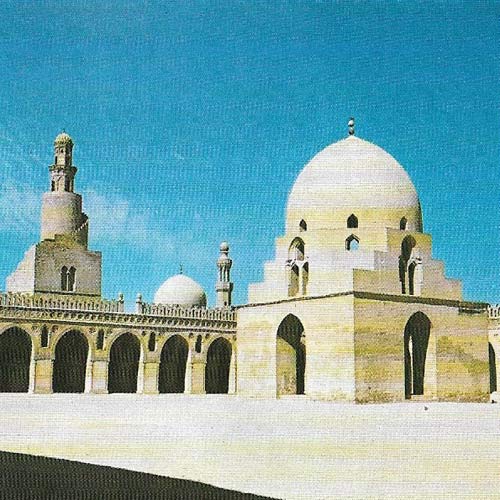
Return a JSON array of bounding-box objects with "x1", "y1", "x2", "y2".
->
[{"x1": 0, "y1": 1, "x2": 499, "y2": 309}]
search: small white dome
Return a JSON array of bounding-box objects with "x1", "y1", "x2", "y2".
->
[{"x1": 154, "y1": 274, "x2": 207, "y2": 307}]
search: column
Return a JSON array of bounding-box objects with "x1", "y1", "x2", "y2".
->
[
  {"x1": 228, "y1": 344, "x2": 236, "y2": 394},
  {"x1": 143, "y1": 362, "x2": 159, "y2": 394},
  {"x1": 33, "y1": 357, "x2": 53, "y2": 394},
  {"x1": 91, "y1": 359, "x2": 109, "y2": 394}
]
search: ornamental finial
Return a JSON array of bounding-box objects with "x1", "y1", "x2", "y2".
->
[
  {"x1": 179, "y1": 263, "x2": 183, "y2": 274},
  {"x1": 348, "y1": 117, "x2": 355, "y2": 136}
]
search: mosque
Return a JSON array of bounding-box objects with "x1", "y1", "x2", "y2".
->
[{"x1": 0, "y1": 121, "x2": 498, "y2": 402}]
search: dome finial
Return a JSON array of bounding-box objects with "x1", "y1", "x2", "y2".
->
[
  {"x1": 179, "y1": 263, "x2": 183, "y2": 275},
  {"x1": 348, "y1": 117, "x2": 355, "y2": 136}
]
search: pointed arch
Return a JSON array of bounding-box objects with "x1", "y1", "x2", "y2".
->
[
  {"x1": 108, "y1": 333, "x2": 141, "y2": 393},
  {"x1": 489, "y1": 343, "x2": 497, "y2": 394},
  {"x1": 68, "y1": 267, "x2": 76, "y2": 292},
  {"x1": 404, "y1": 312, "x2": 431, "y2": 399},
  {"x1": 61, "y1": 266, "x2": 68, "y2": 291},
  {"x1": 288, "y1": 264, "x2": 299, "y2": 297},
  {"x1": 276, "y1": 314, "x2": 305, "y2": 396},
  {"x1": 299, "y1": 219, "x2": 307, "y2": 232},
  {"x1": 345, "y1": 234, "x2": 359, "y2": 251},
  {"x1": 400, "y1": 217, "x2": 408, "y2": 230},
  {"x1": 53, "y1": 330, "x2": 88, "y2": 393},
  {"x1": 347, "y1": 214, "x2": 358, "y2": 228},
  {"x1": 159, "y1": 335, "x2": 188, "y2": 393},
  {"x1": 205, "y1": 337, "x2": 232, "y2": 394},
  {"x1": 288, "y1": 237, "x2": 305, "y2": 261},
  {"x1": 0, "y1": 327, "x2": 32, "y2": 392}
]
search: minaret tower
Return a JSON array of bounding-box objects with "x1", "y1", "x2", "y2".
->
[
  {"x1": 51, "y1": 131, "x2": 76, "y2": 193},
  {"x1": 41, "y1": 132, "x2": 89, "y2": 246},
  {"x1": 216, "y1": 241, "x2": 233, "y2": 308}
]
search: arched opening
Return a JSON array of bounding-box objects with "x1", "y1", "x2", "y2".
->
[
  {"x1": 345, "y1": 234, "x2": 359, "y2": 251},
  {"x1": 68, "y1": 267, "x2": 76, "y2": 292},
  {"x1": 288, "y1": 264, "x2": 299, "y2": 297},
  {"x1": 400, "y1": 217, "x2": 408, "y2": 230},
  {"x1": 148, "y1": 332, "x2": 156, "y2": 352},
  {"x1": 61, "y1": 266, "x2": 68, "y2": 291},
  {"x1": 195, "y1": 335, "x2": 202, "y2": 353},
  {"x1": 41, "y1": 325, "x2": 49, "y2": 348},
  {"x1": 108, "y1": 333, "x2": 140, "y2": 393},
  {"x1": 299, "y1": 219, "x2": 307, "y2": 232},
  {"x1": 404, "y1": 312, "x2": 431, "y2": 399},
  {"x1": 158, "y1": 335, "x2": 188, "y2": 393},
  {"x1": 205, "y1": 337, "x2": 232, "y2": 394},
  {"x1": 302, "y1": 262, "x2": 309, "y2": 295},
  {"x1": 489, "y1": 343, "x2": 497, "y2": 393},
  {"x1": 53, "y1": 330, "x2": 88, "y2": 393},
  {"x1": 288, "y1": 238, "x2": 305, "y2": 261},
  {"x1": 276, "y1": 314, "x2": 305, "y2": 396},
  {"x1": 0, "y1": 327, "x2": 32, "y2": 392},
  {"x1": 408, "y1": 261, "x2": 416, "y2": 296},
  {"x1": 347, "y1": 214, "x2": 358, "y2": 228},
  {"x1": 400, "y1": 235, "x2": 417, "y2": 294},
  {"x1": 96, "y1": 330, "x2": 105, "y2": 350}
]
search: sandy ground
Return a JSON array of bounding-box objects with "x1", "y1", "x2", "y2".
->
[{"x1": 0, "y1": 394, "x2": 498, "y2": 500}]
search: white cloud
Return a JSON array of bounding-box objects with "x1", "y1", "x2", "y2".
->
[
  {"x1": 83, "y1": 189, "x2": 174, "y2": 258},
  {"x1": 0, "y1": 180, "x2": 40, "y2": 234}
]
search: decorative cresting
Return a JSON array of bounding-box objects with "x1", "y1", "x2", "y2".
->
[
  {"x1": 0, "y1": 293, "x2": 124, "y2": 313},
  {"x1": 488, "y1": 304, "x2": 500, "y2": 319},
  {"x1": 0, "y1": 293, "x2": 236, "y2": 334}
]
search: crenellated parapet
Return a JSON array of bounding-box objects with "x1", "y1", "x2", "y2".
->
[{"x1": 0, "y1": 293, "x2": 236, "y2": 334}]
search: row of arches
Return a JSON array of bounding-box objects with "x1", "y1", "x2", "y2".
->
[
  {"x1": 275, "y1": 313, "x2": 499, "y2": 399},
  {"x1": 0, "y1": 328, "x2": 233, "y2": 394},
  {"x1": 297, "y1": 215, "x2": 408, "y2": 232}
]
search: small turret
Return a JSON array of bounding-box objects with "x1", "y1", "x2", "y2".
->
[
  {"x1": 51, "y1": 132, "x2": 77, "y2": 192},
  {"x1": 216, "y1": 241, "x2": 233, "y2": 308}
]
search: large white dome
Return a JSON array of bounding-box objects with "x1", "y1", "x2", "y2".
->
[
  {"x1": 286, "y1": 135, "x2": 422, "y2": 231},
  {"x1": 154, "y1": 274, "x2": 207, "y2": 307}
]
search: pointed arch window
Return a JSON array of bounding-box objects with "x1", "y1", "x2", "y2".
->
[
  {"x1": 67, "y1": 267, "x2": 76, "y2": 292},
  {"x1": 96, "y1": 330, "x2": 105, "y2": 350},
  {"x1": 61, "y1": 266, "x2": 68, "y2": 291},
  {"x1": 148, "y1": 332, "x2": 156, "y2": 352},
  {"x1": 400, "y1": 217, "x2": 408, "y2": 230},
  {"x1": 299, "y1": 219, "x2": 307, "y2": 232},
  {"x1": 195, "y1": 335, "x2": 202, "y2": 353},
  {"x1": 345, "y1": 235, "x2": 360, "y2": 251},
  {"x1": 41, "y1": 325, "x2": 49, "y2": 348},
  {"x1": 347, "y1": 214, "x2": 358, "y2": 228},
  {"x1": 288, "y1": 238, "x2": 305, "y2": 261}
]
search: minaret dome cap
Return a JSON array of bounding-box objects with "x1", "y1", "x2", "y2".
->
[
  {"x1": 220, "y1": 241, "x2": 229, "y2": 252},
  {"x1": 54, "y1": 132, "x2": 73, "y2": 146}
]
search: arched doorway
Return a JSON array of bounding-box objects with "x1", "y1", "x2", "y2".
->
[
  {"x1": 205, "y1": 337, "x2": 232, "y2": 394},
  {"x1": 276, "y1": 314, "x2": 305, "y2": 396},
  {"x1": 489, "y1": 343, "x2": 497, "y2": 393},
  {"x1": 108, "y1": 333, "x2": 140, "y2": 393},
  {"x1": 53, "y1": 330, "x2": 88, "y2": 393},
  {"x1": 0, "y1": 327, "x2": 32, "y2": 392},
  {"x1": 404, "y1": 312, "x2": 431, "y2": 399},
  {"x1": 159, "y1": 335, "x2": 188, "y2": 393}
]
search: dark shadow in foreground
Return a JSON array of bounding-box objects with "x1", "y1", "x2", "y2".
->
[{"x1": 0, "y1": 450, "x2": 275, "y2": 500}]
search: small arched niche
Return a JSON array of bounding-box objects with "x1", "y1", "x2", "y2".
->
[
  {"x1": 400, "y1": 217, "x2": 408, "y2": 230},
  {"x1": 299, "y1": 219, "x2": 307, "y2": 232},
  {"x1": 345, "y1": 234, "x2": 359, "y2": 251},
  {"x1": 347, "y1": 214, "x2": 358, "y2": 229}
]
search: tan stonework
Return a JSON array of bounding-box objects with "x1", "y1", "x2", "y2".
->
[{"x1": 0, "y1": 130, "x2": 497, "y2": 402}]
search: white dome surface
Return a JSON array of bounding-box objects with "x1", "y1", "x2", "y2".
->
[
  {"x1": 287, "y1": 135, "x2": 419, "y2": 213},
  {"x1": 154, "y1": 274, "x2": 207, "y2": 307}
]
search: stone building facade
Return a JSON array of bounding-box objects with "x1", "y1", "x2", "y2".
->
[{"x1": 0, "y1": 127, "x2": 497, "y2": 402}]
